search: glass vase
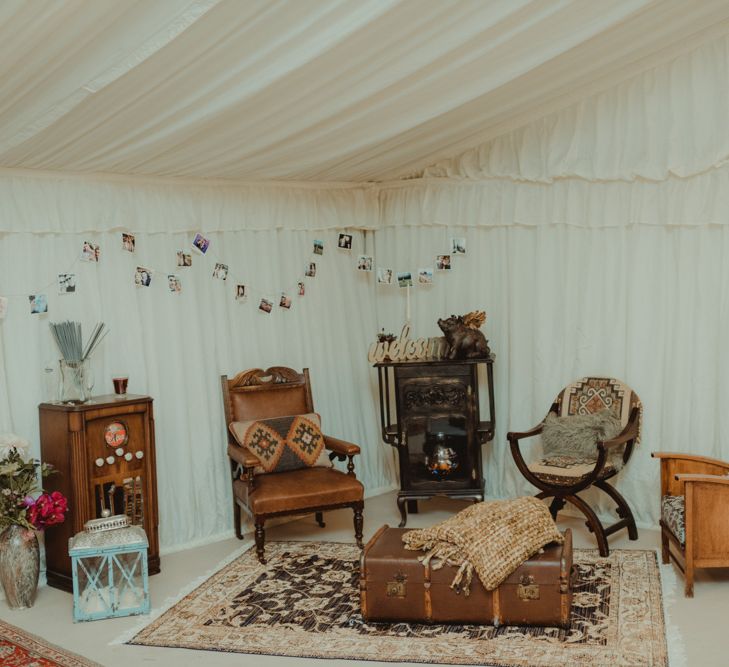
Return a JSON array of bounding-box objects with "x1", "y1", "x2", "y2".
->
[
  {"x1": 59, "y1": 359, "x2": 90, "y2": 403},
  {"x1": 0, "y1": 525, "x2": 40, "y2": 609}
]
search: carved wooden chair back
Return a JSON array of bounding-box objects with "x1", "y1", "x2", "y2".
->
[{"x1": 222, "y1": 367, "x2": 314, "y2": 436}]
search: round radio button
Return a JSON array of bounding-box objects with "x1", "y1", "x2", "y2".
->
[
  {"x1": 106, "y1": 456, "x2": 115, "y2": 465},
  {"x1": 124, "y1": 452, "x2": 133, "y2": 461},
  {"x1": 95, "y1": 458, "x2": 104, "y2": 467},
  {"x1": 135, "y1": 451, "x2": 144, "y2": 460},
  {"x1": 115, "y1": 448, "x2": 124, "y2": 456}
]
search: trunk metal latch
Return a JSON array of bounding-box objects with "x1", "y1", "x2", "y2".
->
[
  {"x1": 517, "y1": 574, "x2": 540, "y2": 601},
  {"x1": 386, "y1": 572, "x2": 408, "y2": 598}
]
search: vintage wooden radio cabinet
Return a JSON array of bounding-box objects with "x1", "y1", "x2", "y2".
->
[
  {"x1": 375, "y1": 358, "x2": 495, "y2": 526},
  {"x1": 39, "y1": 394, "x2": 160, "y2": 592}
]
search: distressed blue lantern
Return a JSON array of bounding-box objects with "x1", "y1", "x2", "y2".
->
[{"x1": 69, "y1": 523, "x2": 149, "y2": 622}]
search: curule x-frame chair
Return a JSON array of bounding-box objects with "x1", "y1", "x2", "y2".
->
[
  {"x1": 651, "y1": 451, "x2": 729, "y2": 597},
  {"x1": 222, "y1": 366, "x2": 364, "y2": 563},
  {"x1": 508, "y1": 377, "x2": 641, "y2": 556}
]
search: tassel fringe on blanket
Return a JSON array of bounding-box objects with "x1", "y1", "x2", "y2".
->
[{"x1": 402, "y1": 497, "x2": 564, "y2": 595}]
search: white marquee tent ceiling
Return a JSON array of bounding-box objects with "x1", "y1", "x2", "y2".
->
[{"x1": 3, "y1": 0, "x2": 729, "y2": 183}]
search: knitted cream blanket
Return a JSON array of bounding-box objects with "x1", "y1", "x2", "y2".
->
[{"x1": 402, "y1": 497, "x2": 563, "y2": 594}]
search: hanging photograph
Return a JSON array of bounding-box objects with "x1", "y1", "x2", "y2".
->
[
  {"x1": 58, "y1": 273, "x2": 76, "y2": 294},
  {"x1": 134, "y1": 267, "x2": 152, "y2": 287},
  {"x1": 212, "y1": 263, "x2": 228, "y2": 280},
  {"x1": 435, "y1": 254, "x2": 452, "y2": 270},
  {"x1": 122, "y1": 233, "x2": 136, "y2": 253},
  {"x1": 397, "y1": 271, "x2": 413, "y2": 288},
  {"x1": 298, "y1": 281, "x2": 305, "y2": 296},
  {"x1": 235, "y1": 284, "x2": 247, "y2": 301},
  {"x1": 177, "y1": 250, "x2": 192, "y2": 267},
  {"x1": 259, "y1": 297, "x2": 273, "y2": 314},
  {"x1": 279, "y1": 293, "x2": 292, "y2": 309},
  {"x1": 451, "y1": 237, "x2": 466, "y2": 255},
  {"x1": 192, "y1": 232, "x2": 210, "y2": 254},
  {"x1": 0, "y1": 296, "x2": 7, "y2": 320},
  {"x1": 357, "y1": 255, "x2": 373, "y2": 271},
  {"x1": 338, "y1": 233, "x2": 353, "y2": 250},
  {"x1": 305, "y1": 261, "x2": 317, "y2": 277},
  {"x1": 313, "y1": 240, "x2": 324, "y2": 255},
  {"x1": 29, "y1": 294, "x2": 48, "y2": 314},
  {"x1": 81, "y1": 241, "x2": 100, "y2": 262},
  {"x1": 418, "y1": 267, "x2": 434, "y2": 285},
  {"x1": 168, "y1": 275, "x2": 182, "y2": 293},
  {"x1": 377, "y1": 267, "x2": 394, "y2": 285}
]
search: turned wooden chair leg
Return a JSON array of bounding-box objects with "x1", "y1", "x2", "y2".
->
[
  {"x1": 353, "y1": 502, "x2": 364, "y2": 548},
  {"x1": 396, "y1": 496, "x2": 407, "y2": 528},
  {"x1": 315, "y1": 511, "x2": 326, "y2": 528},
  {"x1": 566, "y1": 494, "x2": 610, "y2": 556},
  {"x1": 255, "y1": 520, "x2": 266, "y2": 564},
  {"x1": 233, "y1": 501, "x2": 242, "y2": 540}
]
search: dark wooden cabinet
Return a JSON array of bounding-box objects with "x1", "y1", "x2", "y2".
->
[
  {"x1": 39, "y1": 394, "x2": 160, "y2": 592},
  {"x1": 375, "y1": 358, "x2": 495, "y2": 526}
]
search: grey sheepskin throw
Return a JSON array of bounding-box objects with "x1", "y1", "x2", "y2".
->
[{"x1": 542, "y1": 409, "x2": 623, "y2": 462}]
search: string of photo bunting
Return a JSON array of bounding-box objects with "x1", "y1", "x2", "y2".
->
[{"x1": 0, "y1": 232, "x2": 467, "y2": 320}]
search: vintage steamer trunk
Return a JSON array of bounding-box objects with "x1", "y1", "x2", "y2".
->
[{"x1": 360, "y1": 526, "x2": 573, "y2": 627}]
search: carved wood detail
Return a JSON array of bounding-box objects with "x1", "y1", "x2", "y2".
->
[
  {"x1": 404, "y1": 384, "x2": 466, "y2": 410},
  {"x1": 230, "y1": 366, "x2": 303, "y2": 388}
]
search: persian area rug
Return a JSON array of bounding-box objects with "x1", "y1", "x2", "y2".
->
[
  {"x1": 0, "y1": 618, "x2": 101, "y2": 667},
  {"x1": 129, "y1": 541, "x2": 669, "y2": 666}
]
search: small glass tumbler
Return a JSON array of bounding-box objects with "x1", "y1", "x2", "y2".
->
[{"x1": 113, "y1": 376, "x2": 129, "y2": 398}]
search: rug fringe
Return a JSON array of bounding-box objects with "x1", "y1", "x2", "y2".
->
[
  {"x1": 657, "y1": 550, "x2": 687, "y2": 667},
  {"x1": 110, "y1": 539, "x2": 254, "y2": 646}
]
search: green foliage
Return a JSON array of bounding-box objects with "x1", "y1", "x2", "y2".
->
[{"x1": 0, "y1": 448, "x2": 54, "y2": 530}]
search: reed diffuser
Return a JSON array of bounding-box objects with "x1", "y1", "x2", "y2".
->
[{"x1": 49, "y1": 321, "x2": 107, "y2": 403}]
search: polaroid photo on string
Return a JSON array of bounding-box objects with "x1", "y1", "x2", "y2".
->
[
  {"x1": 212, "y1": 263, "x2": 228, "y2": 280},
  {"x1": 177, "y1": 250, "x2": 192, "y2": 267},
  {"x1": 168, "y1": 275, "x2": 182, "y2": 294},
  {"x1": 397, "y1": 271, "x2": 413, "y2": 289},
  {"x1": 418, "y1": 267, "x2": 434, "y2": 285},
  {"x1": 235, "y1": 284, "x2": 247, "y2": 302},
  {"x1": 305, "y1": 262, "x2": 317, "y2": 277},
  {"x1": 122, "y1": 233, "x2": 136, "y2": 253},
  {"x1": 259, "y1": 297, "x2": 274, "y2": 314},
  {"x1": 58, "y1": 273, "x2": 76, "y2": 294},
  {"x1": 134, "y1": 266, "x2": 153, "y2": 287},
  {"x1": 451, "y1": 237, "x2": 466, "y2": 255},
  {"x1": 298, "y1": 281, "x2": 305, "y2": 296},
  {"x1": 0, "y1": 296, "x2": 8, "y2": 320},
  {"x1": 338, "y1": 233, "x2": 352, "y2": 250},
  {"x1": 280, "y1": 293, "x2": 292, "y2": 309},
  {"x1": 192, "y1": 232, "x2": 210, "y2": 254},
  {"x1": 377, "y1": 267, "x2": 394, "y2": 285},
  {"x1": 29, "y1": 294, "x2": 48, "y2": 314},
  {"x1": 313, "y1": 240, "x2": 324, "y2": 255},
  {"x1": 357, "y1": 255, "x2": 373, "y2": 271},
  {"x1": 435, "y1": 254, "x2": 452, "y2": 271},
  {"x1": 81, "y1": 241, "x2": 100, "y2": 262}
]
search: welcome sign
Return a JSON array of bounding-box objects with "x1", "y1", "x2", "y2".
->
[{"x1": 367, "y1": 324, "x2": 448, "y2": 363}]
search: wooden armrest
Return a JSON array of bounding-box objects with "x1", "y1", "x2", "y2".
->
[
  {"x1": 674, "y1": 473, "x2": 729, "y2": 486},
  {"x1": 652, "y1": 452, "x2": 729, "y2": 470},
  {"x1": 227, "y1": 443, "x2": 261, "y2": 470},
  {"x1": 599, "y1": 420, "x2": 639, "y2": 450},
  {"x1": 507, "y1": 423, "x2": 544, "y2": 442},
  {"x1": 324, "y1": 435, "x2": 360, "y2": 457}
]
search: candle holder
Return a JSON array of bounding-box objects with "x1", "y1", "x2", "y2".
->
[{"x1": 69, "y1": 524, "x2": 149, "y2": 622}]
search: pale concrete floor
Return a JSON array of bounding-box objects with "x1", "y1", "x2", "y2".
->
[{"x1": 2, "y1": 491, "x2": 728, "y2": 666}]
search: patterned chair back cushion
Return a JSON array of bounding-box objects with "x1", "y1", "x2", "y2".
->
[{"x1": 555, "y1": 377, "x2": 642, "y2": 444}]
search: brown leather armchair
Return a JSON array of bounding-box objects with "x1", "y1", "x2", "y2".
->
[{"x1": 221, "y1": 366, "x2": 364, "y2": 563}]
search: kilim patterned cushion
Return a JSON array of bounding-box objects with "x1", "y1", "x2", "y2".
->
[{"x1": 229, "y1": 413, "x2": 331, "y2": 474}]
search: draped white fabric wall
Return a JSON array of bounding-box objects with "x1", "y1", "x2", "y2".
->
[
  {"x1": 373, "y1": 223, "x2": 729, "y2": 526},
  {"x1": 0, "y1": 177, "x2": 395, "y2": 552}
]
